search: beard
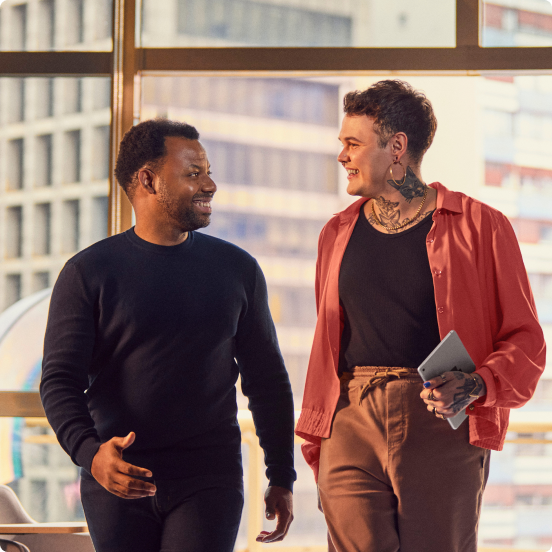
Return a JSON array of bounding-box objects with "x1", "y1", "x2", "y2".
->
[{"x1": 157, "y1": 180, "x2": 211, "y2": 232}]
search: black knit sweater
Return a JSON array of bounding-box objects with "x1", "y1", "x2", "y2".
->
[{"x1": 40, "y1": 228, "x2": 296, "y2": 491}]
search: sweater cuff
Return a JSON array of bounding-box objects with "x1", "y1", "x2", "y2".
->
[
  {"x1": 74, "y1": 437, "x2": 102, "y2": 476},
  {"x1": 268, "y1": 470, "x2": 296, "y2": 493}
]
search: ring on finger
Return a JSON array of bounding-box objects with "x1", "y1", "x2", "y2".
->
[
  {"x1": 428, "y1": 390, "x2": 436, "y2": 401},
  {"x1": 439, "y1": 373, "x2": 447, "y2": 383},
  {"x1": 432, "y1": 407, "x2": 436, "y2": 415}
]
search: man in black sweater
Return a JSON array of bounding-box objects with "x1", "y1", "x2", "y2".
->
[{"x1": 40, "y1": 119, "x2": 296, "y2": 552}]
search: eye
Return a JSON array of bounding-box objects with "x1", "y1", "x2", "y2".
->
[
  {"x1": 189, "y1": 171, "x2": 199, "y2": 177},
  {"x1": 207, "y1": 171, "x2": 213, "y2": 176}
]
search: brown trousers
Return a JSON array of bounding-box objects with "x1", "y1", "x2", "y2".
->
[{"x1": 318, "y1": 367, "x2": 490, "y2": 552}]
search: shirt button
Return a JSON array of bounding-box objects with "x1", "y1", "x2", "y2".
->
[
  {"x1": 469, "y1": 405, "x2": 475, "y2": 411},
  {"x1": 433, "y1": 269, "x2": 442, "y2": 276},
  {"x1": 438, "y1": 307, "x2": 445, "y2": 314}
]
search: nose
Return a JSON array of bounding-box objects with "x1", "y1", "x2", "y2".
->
[
  {"x1": 337, "y1": 147, "x2": 349, "y2": 164},
  {"x1": 201, "y1": 175, "x2": 217, "y2": 194}
]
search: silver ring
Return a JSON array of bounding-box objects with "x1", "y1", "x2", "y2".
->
[
  {"x1": 439, "y1": 374, "x2": 447, "y2": 383},
  {"x1": 428, "y1": 390, "x2": 436, "y2": 401}
]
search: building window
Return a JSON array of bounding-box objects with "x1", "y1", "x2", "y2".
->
[
  {"x1": 64, "y1": 130, "x2": 81, "y2": 183},
  {"x1": 66, "y1": 0, "x2": 84, "y2": 45},
  {"x1": 34, "y1": 203, "x2": 51, "y2": 256},
  {"x1": 7, "y1": 139, "x2": 24, "y2": 190},
  {"x1": 202, "y1": 139, "x2": 338, "y2": 193},
  {"x1": 38, "y1": 0, "x2": 55, "y2": 50},
  {"x1": 142, "y1": 77, "x2": 340, "y2": 126},
  {"x1": 62, "y1": 199, "x2": 80, "y2": 252},
  {"x1": 5, "y1": 206, "x2": 23, "y2": 258},
  {"x1": 35, "y1": 135, "x2": 53, "y2": 187},
  {"x1": 7, "y1": 78, "x2": 25, "y2": 123},
  {"x1": 91, "y1": 196, "x2": 108, "y2": 243},
  {"x1": 64, "y1": 79, "x2": 83, "y2": 114},
  {"x1": 35, "y1": 78, "x2": 55, "y2": 119},
  {"x1": 32, "y1": 272, "x2": 50, "y2": 292},
  {"x1": 93, "y1": 78, "x2": 111, "y2": 110},
  {"x1": 95, "y1": 0, "x2": 113, "y2": 40},
  {"x1": 177, "y1": 0, "x2": 352, "y2": 46},
  {"x1": 93, "y1": 126, "x2": 110, "y2": 180},
  {"x1": 11, "y1": 4, "x2": 27, "y2": 50},
  {"x1": 5, "y1": 274, "x2": 22, "y2": 308}
]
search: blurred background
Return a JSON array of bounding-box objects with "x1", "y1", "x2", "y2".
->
[{"x1": 0, "y1": 0, "x2": 551, "y2": 549}]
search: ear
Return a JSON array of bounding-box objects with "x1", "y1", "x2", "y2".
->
[
  {"x1": 137, "y1": 168, "x2": 156, "y2": 195},
  {"x1": 389, "y1": 132, "x2": 408, "y2": 161}
]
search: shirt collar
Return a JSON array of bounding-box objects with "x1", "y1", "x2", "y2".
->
[
  {"x1": 430, "y1": 181, "x2": 463, "y2": 214},
  {"x1": 337, "y1": 181, "x2": 463, "y2": 224}
]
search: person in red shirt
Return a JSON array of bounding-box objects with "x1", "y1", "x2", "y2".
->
[{"x1": 295, "y1": 80, "x2": 546, "y2": 552}]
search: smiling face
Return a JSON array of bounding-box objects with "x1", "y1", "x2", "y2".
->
[
  {"x1": 155, "y1": 137, "x2": 216, "y2": 232},
  {"x1": 337, "y1": 115, "x2": 393, "y2": 198}
]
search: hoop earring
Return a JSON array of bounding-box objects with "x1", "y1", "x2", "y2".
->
[{"x1": 389, "y1": 160, "x2": 406, "y2": 187}]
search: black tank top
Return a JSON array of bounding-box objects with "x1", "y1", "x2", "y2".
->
[{"x1": 339, "y1": 208, "x2": 440, "y2": 370}]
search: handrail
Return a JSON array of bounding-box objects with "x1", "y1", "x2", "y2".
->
[{"x1": 2, "y1": 392, "x2": 552, "y2": 552}]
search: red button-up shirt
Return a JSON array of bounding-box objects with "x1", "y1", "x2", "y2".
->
[{"x1": 295, "y1": 182, "x2": 546, "y2": 482}]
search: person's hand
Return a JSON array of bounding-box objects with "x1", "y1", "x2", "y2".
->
[
  {"x1": 256, "y1": 486, "x2": 293, "y2": 543},
  {"x1": 90, "y1": 432, "x2": 156, "y2": 499},
  {"x1": 420, "y1": 371, "x2": 486, "y2": 419}
]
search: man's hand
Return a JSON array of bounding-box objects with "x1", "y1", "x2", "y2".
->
[
  {"x1": 256, "y1": 486, "x2": 293, "y2": 543},
  {"x1": 420, "y1": 371, "x2": 487, "y2": 419},
  {"x1": 90, "y1": 432, "x2": 157, "y2": 499}
]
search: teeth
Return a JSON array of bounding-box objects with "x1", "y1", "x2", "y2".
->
[{"x1": 347, "y1": 169, "x2": 359, "y2": 175}]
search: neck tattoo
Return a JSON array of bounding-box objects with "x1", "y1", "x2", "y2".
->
[{"x1": 371, "y1": 186, "x2": 429, "y2": 231}]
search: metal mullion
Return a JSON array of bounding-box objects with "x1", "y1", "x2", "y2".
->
[
  {"x1": 456, "y1": 0, "x2": 482, "y2": 47},
  {"x1": 136, "y1": 46, "x2": 552, "y2": 73},
  {"x1": 0, "y1": 52, "x2": 111, "y2": 75},
  {"x1": 108, "y1": 0, "x2": 135, "y2": 236}
]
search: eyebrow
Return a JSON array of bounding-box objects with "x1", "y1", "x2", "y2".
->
[{"x1": 339, "y1": 136, "x2": 362, "y2": 142}]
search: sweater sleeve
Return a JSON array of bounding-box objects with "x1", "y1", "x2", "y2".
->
[
  {"x1": 235, "y1": 261, "x2": 296, "y2": 493},
  {"x1": 40, "y1": 262, "x2": 101, "y2": 474},
  {"x1": 475, "y1": 216, "x2": 546, "y2": 409}
]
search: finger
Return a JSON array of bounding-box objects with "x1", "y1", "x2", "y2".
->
[
  {"x1": 113, "y1": 432, "x2": 136, "y2": 451},
  {"x1": 422, "y1": 376, "x2": 446, "y2": 390},
  {"x1": 118, "y1": 460, "x2": 153, "y2": 479},
  {"x1": 113, "y1": 483, "x2": 155, "y2": 499},
  {"x1": 259, "y1": 511, "x2": 293, "y2": 543}
]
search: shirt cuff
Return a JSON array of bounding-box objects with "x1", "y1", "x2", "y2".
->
[
  {"x1": 74, "y1": 436, "x2": 102, "y2": 476},
  {"x1": 474, "y1": 366, "x2": 496, "y2": 407}
]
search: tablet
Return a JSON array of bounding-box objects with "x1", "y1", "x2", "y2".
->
[{"x1": 417, "y1": 330, "x2": 476, "y2": 430}]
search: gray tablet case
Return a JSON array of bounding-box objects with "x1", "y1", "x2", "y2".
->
[{"x1": 417, "y1": 330, "x2": 476, "y2": 430}]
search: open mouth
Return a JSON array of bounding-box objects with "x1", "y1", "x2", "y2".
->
[
  {"x1": 346, "y1": 169, "x2": 359, "y2": 178},
  {"x1": 192, "y1": 200, "x2": 212, "y2": 214}
]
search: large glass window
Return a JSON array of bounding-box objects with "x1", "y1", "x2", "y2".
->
[
  {"x1": 0, "y1": 75, "x2": 110, "y2": 521},
  {"x1": 140, "y1": 73, "x2": 552, "y2": 549},
  {"x1": 139, "y1": 0, "x2": 456, "y2": 47},
  {"x1": 483, "y1": 0, "x2": 552, "y2": 46},
  {"x1": 0, "y1": 0, "x2": 113, "y2": 51}
]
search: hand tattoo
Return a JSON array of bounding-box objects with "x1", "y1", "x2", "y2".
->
[{"x1": 387, "y1": 166, "x2": 426, "y2": 203}]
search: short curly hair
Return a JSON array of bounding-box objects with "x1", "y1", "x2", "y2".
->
[
  {"x1": 343, "y1": 80, "x2": 437, "y2": 164},
  {"x1": 114, "y1": 118, "x2": 200, "y2": 199}
]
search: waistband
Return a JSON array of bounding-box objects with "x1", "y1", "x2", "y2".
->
[
  {"x1": 340, "y1": 366, "x2": 419, "y2": 380},
  {"x1": 340, "y1": 366, "x2": 421, "y2": 404}
]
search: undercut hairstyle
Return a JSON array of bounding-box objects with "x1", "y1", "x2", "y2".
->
[
  {"x1": 343, "y1": 80, "x2": 437, "y2": 165},
  {"x1": 114, "y1": 118, "x2": 200, "y2": 200}
]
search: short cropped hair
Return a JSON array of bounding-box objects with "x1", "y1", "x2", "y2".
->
[
  {"x1": 343, "y1": 80, "x2": 437, "y2": 164},
  {"x1": 114, "y1": 118, "x2": 200, "y2": 199}
]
